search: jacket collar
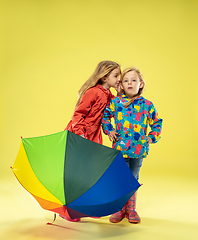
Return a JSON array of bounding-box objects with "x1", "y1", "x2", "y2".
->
[
  {"x1": 96, "y1": 84, "x2": 110, "y2": 94},
  {"x1": 120, "y1": 94, "x2": 142, "y2": 103}
]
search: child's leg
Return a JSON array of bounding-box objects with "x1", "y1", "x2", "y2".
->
[
  {"x1": 125, "y1": 157, "x2": 143, "y2": 223},
  {"x1": 125, "y1": 191, "x2": 140, "y2": 223},
  {"x1": 109, "y1": 158, "x2": 143, "y2": 223},
  {"x1": 125, "y1": 157, "x2": 143, "y2": 180},
  {"x1": 109, "y1": 205, "x2": 126, "y2": 223}
]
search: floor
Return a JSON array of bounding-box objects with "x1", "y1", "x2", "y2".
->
[{"x1": 1, "y1": 174, "x2": 197, "y2": 240}]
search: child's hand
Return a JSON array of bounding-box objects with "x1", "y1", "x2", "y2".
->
[
  {"x1": 146, "y1": 136, "x2": 152, "y2": 144},
  {"x1": 109, "y1": 130, "x2": 119, "y2": 142}
]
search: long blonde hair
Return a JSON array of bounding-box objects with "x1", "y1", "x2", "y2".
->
[
  {"x1": 74, "y1": 61, "x2": 120, "y2": 110},
  {"x1": 121, "y1": 67, "x2": 145, "y2": 107}
]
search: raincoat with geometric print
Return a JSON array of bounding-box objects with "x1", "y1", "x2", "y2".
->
[{"x1": 102, "y1": 95, "x2": 163, "y2": 158}]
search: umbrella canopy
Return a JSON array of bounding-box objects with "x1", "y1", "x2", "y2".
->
[{"x1": 12, "y1": 130, "x2": 141, "y2": 219}]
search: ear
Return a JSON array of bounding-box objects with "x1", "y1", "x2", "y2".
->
[
  {"x1": 102, "y1": 77, "x2": 107, "y2": 83},
  {"x1": 140, "y1": 82, "x2": 144, "y2": 89}
]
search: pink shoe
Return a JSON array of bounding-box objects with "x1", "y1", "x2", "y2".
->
[
  {"x1": 59, "y1": 214, "x2": 81, "y2": 222},
  {"x1": 126, "y1": 210, "x2": 141, "y2": 223},
  {"x1": 109, "y1": 209, "x2": 125, "y2": 223},
  {"x1": 125, "y1": 191, "x2": 141, "y2": 224}
]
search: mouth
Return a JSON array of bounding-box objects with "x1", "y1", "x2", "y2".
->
[{"x1": 128, "y1": 87, "x2": 133, "y2": 90}]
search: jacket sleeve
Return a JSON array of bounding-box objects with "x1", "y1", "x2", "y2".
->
[
  {"x1": 147, "y1": 103, "x2": 163, "y2": 143},
  {"x1": 101, "y1": 99, "x2": 115, "y2": 135},
  {"x1": 71, "y1": 88, "x2": 97, "y2": 136}
]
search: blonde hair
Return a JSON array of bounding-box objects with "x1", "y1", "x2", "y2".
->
[
  {"x1": 74, "y1": 61, "x2": 120, "y2": 110},
  {"x1": 121, "y1": 67, "x2": 145, "y2": 107}
]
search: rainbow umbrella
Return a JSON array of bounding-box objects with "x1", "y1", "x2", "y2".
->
[{"x1": 11, "y1": 130, "x2": 141, "y2": 219}]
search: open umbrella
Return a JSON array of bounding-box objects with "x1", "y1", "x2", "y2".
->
[{"x1": 11, "y1": 130, "x2": 141, "y2": 219}]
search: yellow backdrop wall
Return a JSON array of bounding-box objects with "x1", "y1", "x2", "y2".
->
[{"x1": 1, "y1": 0, "x2": 197, "y2": 181}]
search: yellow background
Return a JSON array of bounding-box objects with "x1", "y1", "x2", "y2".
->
[
  {"x1": 1, "y1": 0, "x2": 197, "y2": 179},
  {"x1": 0, "y1": 1, "x2": 198, "y2": 239}
]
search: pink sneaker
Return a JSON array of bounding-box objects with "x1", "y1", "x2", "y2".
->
[
  {"x1": 59, "y1": 214, "x2": 81, "y2": 222},
  {"x1": 109, "y1": 210, "x2": 126, "y2": 223}
]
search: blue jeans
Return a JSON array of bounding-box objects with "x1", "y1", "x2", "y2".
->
[{"x1": 124, "y1": 157, "x2": 143, "y2": 180}]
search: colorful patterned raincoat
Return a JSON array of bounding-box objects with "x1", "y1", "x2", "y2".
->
[{"x1": 102, "y1": 95, "x2": 163, "y2": 158}]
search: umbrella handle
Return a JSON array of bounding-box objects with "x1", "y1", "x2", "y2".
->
[{"x1": 47, "y1": 213, "x2": 56, "y2": 225}]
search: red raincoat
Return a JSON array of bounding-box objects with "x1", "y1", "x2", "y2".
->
[{"x1": 66, "y1": 84, "x2": 114, "y2": 144}]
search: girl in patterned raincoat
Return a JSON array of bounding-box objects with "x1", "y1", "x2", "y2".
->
[{"x1": 102, "y1": 67, "x2": 163, "y2": 224}]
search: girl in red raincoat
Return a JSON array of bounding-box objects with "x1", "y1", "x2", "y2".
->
[
  {"x1": 65, "y1": 60, "x2": 121, "y2": 144},
  {"x1": 60, "y1": 61, "x2": 121, "y2": 222}
]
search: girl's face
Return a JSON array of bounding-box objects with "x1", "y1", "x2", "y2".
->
[
  {"x1": 102, "y1": 67, "x2": 120, "y2": 89},
  {"x1": 121, "y1": 71, "x2": 143, "y2": 98}
]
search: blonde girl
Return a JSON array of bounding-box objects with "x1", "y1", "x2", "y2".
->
[
  {"x1": 65, "y1": 60, "x2": 121, "y2": 145},
  {"x1": 61, "y1": 61, "x2": 120, "y2": 222},
  {"x1": 102, "y1": 67, "x2": 163, "y2": 224}
]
